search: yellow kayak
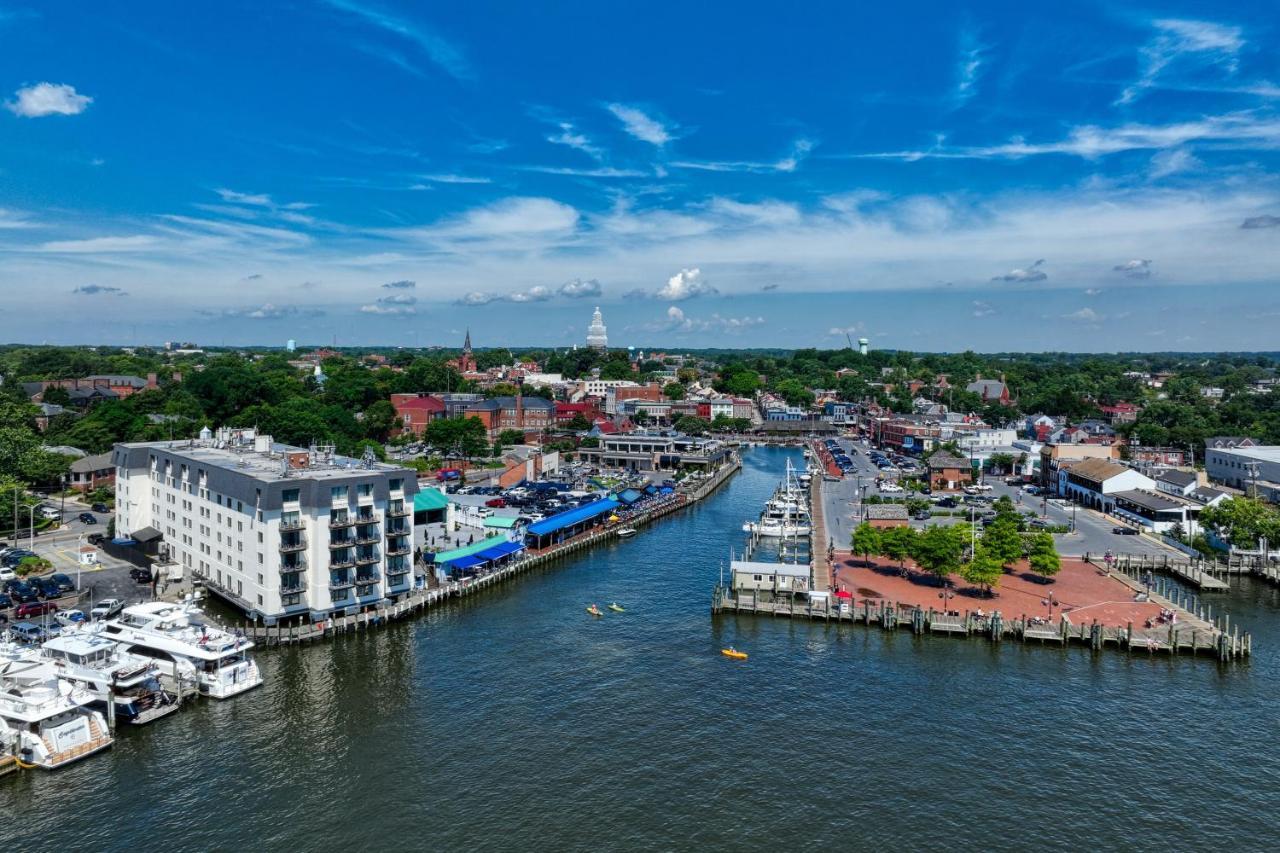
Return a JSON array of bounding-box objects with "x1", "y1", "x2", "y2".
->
[
  {"x1": 586, "y1": 605, "x2": 603, "y2": 617},
  {"x1": 608, "y1": 603, "x2": 626, "y2": 613},
  {"x1": 721, "y1": 647, "x2": 748, "y2": 660}
]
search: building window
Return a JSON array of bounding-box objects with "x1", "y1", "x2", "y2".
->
[
  {"x1": 282, "y1": 488, "x2": 300, "y2": 503},
  {"x1": 331, "y1": 485, "x2": 348, "y2": 502},
  {"x1": 358, "y1": 483, "x2": 373, "y2": 498}
]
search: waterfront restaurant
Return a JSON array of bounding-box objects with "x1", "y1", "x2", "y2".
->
[
  {"x1": 524, "y1": 497, "x2": 621, "y2": 549},
  {"x1": 431, "y1": 535, "x2": 526, "y2": 579}
]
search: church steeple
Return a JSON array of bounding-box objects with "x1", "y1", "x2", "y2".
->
[{"x1": 463, "y1": 328, "x2": 472, "y2": 354}]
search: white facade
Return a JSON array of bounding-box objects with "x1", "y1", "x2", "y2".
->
[
  {"x1": 587, "y1": 306, "x2": 608, "y2": 350},
  {"x1": 956, "y1": 429, "x2": 1018, "y2": 451},
  {"x1": 1206, "y1": 445, "x2": 1280, "y2": 496},
  {"x1": 114, "y1": 429, "x2": 417, "y2": 624}
]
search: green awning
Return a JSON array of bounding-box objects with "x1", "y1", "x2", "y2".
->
[
  {"x1": 433, "y1": 535, "x2": 507, "y2": 563},
  {"x1": 484, "y1": 516, "x2": 519, "y2": 529},
  {"x1": 414, "y1": 489, "x2": 450, "y2": 512}
]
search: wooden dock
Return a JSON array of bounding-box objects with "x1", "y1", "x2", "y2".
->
[
  {"x1": 1100, "y1": 551, "x2": 1280, "y2": 590},
  {"x1": 711, "y1": 585, "x2": 1251, "y2": 661},
  {"x1": 220, "y1": 457, "x2": 742, "y2": 647},
  {"x1": 808, "y1": 475, "x2": 832, "y2": 592}
]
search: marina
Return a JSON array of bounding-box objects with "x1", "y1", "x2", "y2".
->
[{"x1": 4, "y1": 447, "x2": 1280, "y2": 850}]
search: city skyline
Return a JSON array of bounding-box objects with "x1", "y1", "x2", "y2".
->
[{"x1": 1, "y1": 2, "x2": 1278, "y2": 349}]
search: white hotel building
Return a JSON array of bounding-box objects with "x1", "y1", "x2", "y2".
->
[{"x1": 112, "y1": 427, "x2": 417, "y2": 624}]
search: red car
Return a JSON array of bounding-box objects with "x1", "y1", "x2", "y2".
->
[
  {"x1": 14, "y1": 600, "x2": 56, "y2": 619},
  {"x1": 485, "y1": 498, "x2": 506, "y2": 508}
]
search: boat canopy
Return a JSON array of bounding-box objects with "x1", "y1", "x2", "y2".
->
[
  {"x1": 526, "y1": 497, "x2": 619, "y2": 537},
  {"x1": 475, "y1": 541, "x2": 524, "y2": 561}
]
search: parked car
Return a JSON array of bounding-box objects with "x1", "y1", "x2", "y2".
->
[
  {"x1": 0, "y1": 592, "x2": 12, "y2": 611},
  {"x1": 34, "y1": 577, "x2": 63, "y2": 599},
  {"x1": 78, "y1": 512, "x2": 97, "y2": 524},
  {"x1": 90, "y1": 598, "x2": 125, "y2": 620},
  {"x1": 1113, "y1": 526, "x2": 1139, "y2": 535},
  {"x1": 7, "y1": 621, "x2": 48, "y2": 644},
  {"x1": 1029, "y1": 519, "x2": 1053, "y2": 529},
  {"x1": 91, "y1": 502, "x2": 110, "y2": 513},
  {"x1": 49, "y1": 573, "x2": 75, "y2": 593},
  {"x1": 484, "y1": 498, "x2": 506, "y2": 508},
  {"x1": 129, "y1": 567, "x2": 153, "y2": 583},
  {"x1": 0, "y1": 567, "x2": 14, "y2": 583},
  {"x1": 55, "y1": 609, "x2": 87, "y2": 627},
  {"x1": 14, "y1": 600, "x2": 56, "y2": 619},
  {"x1": 936, "y1": 497, "x2": 959, "y2": 508},
  {"x1": 913, "y1": 510, "x2": 931, "y2": 520},
  {"x1": 6, "y1": 581, "x2": 39, "y2": 603},
  {"x1": 87, "y1": 532, "x2": 106, "y2": 545},
  {"x1": 38, "y1": 506, "x2": 61, "y2": 520}
]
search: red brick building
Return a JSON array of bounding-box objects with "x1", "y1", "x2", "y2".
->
[
  {"x1": 465, "y1": 395, "x2": 556, "y2": 439},
  {"x1": 390, "y1": 393, "x2": 446, "y2": 436},
  {"x1": 927, "y1": 453, "x2": 974, "y2": 492}
]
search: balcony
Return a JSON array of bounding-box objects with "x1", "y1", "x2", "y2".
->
[
  {"x1": 386, "y1": 563, "x2": 411, "y2": 576},
  {"x1": 329, "y1": 516, "x2": 356, "y2": 529},
  {"x1": 329, "y1": 536, "x2": 355, "y2": 549},
  {"x1": 355, "y1": 552, "x2": 379, "y2": 565},
  {"x1": 329, "y1": 573, "x2": 354, "y2": 591},
  {"x1": 279, "y1": 517, "x2": 306, "y2": 532},
  {"x1": 279, "y1": 536, "x2": 307, "y2": 553},
  {"x1": 355, "y1": 533, "x2": 381, "y2": 546},
  {"x1": 355, "y1": 570, "x2": 380, "y2": 584},
  {"x1": 279, "y1": 575, "x2": 307, "y2": 595},
  {"x1": 385, "y1": 521, "x2": 411, "y2": 536},
  {"x1": 280, "y1": 556, "x2": 307, "y2": 572},
  {"x1": 355, "y1": 512, "x2": 378, "y2": 524},
  {"x1": 386, "y1": 504, "x2": 410, "y2": 518},
  {"x1": 386, "y1": 544, "x2": 411, "y2": 557},
  {"x1": 329, "y1": 556, "x2": 356, "y2": 570}
]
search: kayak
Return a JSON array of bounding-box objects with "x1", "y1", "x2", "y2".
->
[
  {"x1": 608, "y1": 603, "x2": 626, "y2": 613},
  {"x1": 721, "y1": 647, "x2": 748, "y2": 660},
  {"x1": 586, "y1": 605, "x2": 603, "y2": 617}
]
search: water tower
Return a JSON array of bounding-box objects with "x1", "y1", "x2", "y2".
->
[{"x1": 858, "y1": 337, "x2": 869, "y2": 356}]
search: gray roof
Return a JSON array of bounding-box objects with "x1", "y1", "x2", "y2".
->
[
  {"x1": 1154, "y1": 469, "x2": 1196, "y2": 488},
  {"x1": 1189, "y1": 487, "x2": 1227, "y2": 504},
  {"x1": 1205, "y1": 436, "x2": 1258, "y2": 449},
  {"x1": 928, "y1": 453, "x2": 970, "y2": 469},
  {"x1": 967, "y1": 379, "x2": 1007, "y2": 399},
  {"x1": 69, "y1": 452, "x2": 113, "y2": 473},
  {"x1": 1113, "y1": 489, "x2": 1185, "y2": 512},
  {"x1": 865, "y1": 504, "x2": 910, "y2": 520},
  {"x1": 466, "y1": 396, "x2": 556, "y2": 411}
]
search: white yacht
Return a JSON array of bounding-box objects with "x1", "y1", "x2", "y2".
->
[
  {"x1": 101, "y1": 601, "x2": 262, "y2": 699},
  {"x1": 41, "y1": 630, "x2": 183, "y2": 725},
  {"x1": 0, "y1": 658, "x2": 113, "y2": 770},
  {"x1": 742, "y1": 459, "x2": 812, "y2": 538}
]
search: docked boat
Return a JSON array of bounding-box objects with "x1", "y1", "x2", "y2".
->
[
  {"x1": 586, "y1": 604, "x2": 603, "y2": 617},
  {"x1": 0, "y1": 658, "x2": 113, "y2": 770},
  {"x1": 616, "y1": 528, "x2": 637, "y2": 538},
  {"x1": 40, "y1": 630, "x2": 182, "y2": 726},
  {"x1": 101, "y1": 601, "x2": 261, "y2": 699},
  {"x1": 721, "y1": 647, "x2": 748, "y2": 660},
  {"x1": 742, "y1": 517, "x2": 812, "y2": 538},
  {"x1": 742, "y1": 458, "x2": 813, "y2": 538}
]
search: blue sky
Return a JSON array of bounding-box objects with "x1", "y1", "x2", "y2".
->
[{"x1": 1, "y1": 1, "x2": 1278, "y2": 350}]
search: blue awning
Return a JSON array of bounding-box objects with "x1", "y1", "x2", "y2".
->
[
  {"x1": 447, "y1": 555, "x2": 487, "y2": 570},
  {"x1": 643, "y1": 484, "x2": 658, "y2": 495},
  {"x1": 476, "y1": 540, "x2": 524, "y2": 561},
  {"x1": 526, "y1": 497, "x2": 619, "y2": 537},
  {"x1": 617, "y1": 488, "x2": 643, "y2": 505}
]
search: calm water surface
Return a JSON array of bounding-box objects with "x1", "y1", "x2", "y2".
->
[{"x1": 4, "y1": 447, "x2": 1280, "y2": 851}]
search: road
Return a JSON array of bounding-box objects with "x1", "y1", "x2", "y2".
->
[{"x1": 817, "y1": 437, "x2": 1180, "y2": 559}]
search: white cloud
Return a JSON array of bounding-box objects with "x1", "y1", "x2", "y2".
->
[
  {"x1": 37, "y1": 235, "x2": 159, "y2": 253},
  {"x1": 655, "y1": 305, "x2": 763, "y2": 333},
  {"x1": 382, "y1": 279, "x2": 415, "y2": 289},
  {"x1": 216, "y1": 188, "x2": 273, "y2": 206},
  {"x1": 1084, "y1": 288, "x2": 1103, "y2": 296},
  {"x1": 415, "y1": 173, "x2": 492, "y2": 184},
  {"x1": 1148, "y1": 147, "x2": 1200, "y2": 179},
  {"x1": 426, "y1": 196, "x2": 580, "y2": 240},
  {"x1": 558, "y1": 278, "x2": 602, "y2": 298},
  {"x1": 972, "y1": 300, "x2": 995, "y2": 317},
  {"x1": 672, "y1": 138, "x2": 815, "y2": 174},
  {"x1": 955, "y1": 29, "x2": 986, "y2": 105},
  {"x1": 72, "y1": 284, "x2": 127, "y2": 296},
  {"x1": 377, "y1": 292, "x2": 417, "y2": 305},
  {"x1": 1242, "y1": 214, "x2": 1280, "y2": 229},
  {"x1": 851, "y1": 113, "x2": 1280, "y2": 161},
  {"x1": 656, "y1": 267, "x2": 717, "y2": 300},
  {"x1": 606, "y1": 103, "x2": 674, "y2": 146},
  {"x1": 0, "y1": 209, "x2": 35, "y2": 229},
  {"x1": 519, "y1": 165, "x2": 648, "y2": 178},
  {"x1": 1063, "y1": 307, "x2": 1102, "y2": 323},
  {"x1": 321, "y1": 0, "x2": 472, "y2": 80},
  {"x1": 359, "y1": 293, "x2": 417, "y2": 315},
  {"x1": 1114, "y1": 258, "x2": 1153, "y2": 279},
  {"x1": 5, "y1": 82, "x2": 92, "y2": 117},
  {"x1": 992, "y1": 259, "x2": 1047, "y2": 282},
  {"x1": 827, "y1": 325, "x2": 864, "y2": 337},
  {"x1": 205, "y1": 303, "x2": 323, "y2": 320},
  {"x1": 1118, "y1": 18, "x2": 1244, "y2": 105},
  {"x1": 456, "y1": 291, "x2": 500, "y2": 306},
  {"x1": 508, "y1": 285, "x2": 554, "y2": 303},
  {"x1": 546, "y1": 122, "x2": 603, "y2": 160}
]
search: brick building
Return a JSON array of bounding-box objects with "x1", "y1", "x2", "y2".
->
[
  {"x1": 390, "y1": 393, "x2": 446, "y2": 436},
  {"x1": 465, "y1": 395, "x2": 555, "y2": 439}
]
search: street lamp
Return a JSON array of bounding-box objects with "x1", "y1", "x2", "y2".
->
[{"x1": 20, "y1": 504, "x2": 36, "y2": 550}]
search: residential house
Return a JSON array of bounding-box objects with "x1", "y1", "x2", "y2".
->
[
  {"x1": 966, "y1": 375, "x2": 1012, "y2": 406},
  {"x1": 68, "y1": 452, "x2": 115, "y2": 493},
  {"x1": 1099, "y1": 402, "x2": 1140, "y2": 425},
  {"x1": 390, "y1": 393, "x2": 446, "y2": 436},
  {"x1": 927, "y1": 453, "x2": 973, "y2": 492}
]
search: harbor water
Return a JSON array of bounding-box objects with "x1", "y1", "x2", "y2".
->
[{"x1": 4, "y1": 447, "x2": 1280, "y2": 850}]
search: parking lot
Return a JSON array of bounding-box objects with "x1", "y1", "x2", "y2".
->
[{"x1": 818, "y1": 436, "x2": 1181, "y2": 558}]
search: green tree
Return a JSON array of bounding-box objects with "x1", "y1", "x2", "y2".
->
[
  {"x1": 878, "y1": 525, "x2": 917, "y2": 572},
  {"x1": 496, "y1": 429, "x2": 527, "y2": 449},
  {"x1": 851, "y1": 521, "x2": 882, "y2": 565},
  {"x1": 1028, "y1": 532, "x2": 1061, "y2": 579},
  {"x1": 361, "y1": 400, "x2": 398, "y2": 442},
  {"x1": 981, "y1": 517, "x2": 1024, "y2": 569},
  {"x1": 662, "y1": 382, "x2": 686, "y2": 401},
  {"x1": 911, "y1": 524, "x2": 966, "y2": 583},
  {"x1": 567, "y1": 413, "x2": 592, "y2": 432},
  {"x1": 960, "y1": 545, "x2": 1003, "y2": 595},
  {"x1": 675, "y1": 415, "x2": 710, "y2": 435},
  {"x1": 1197, "y1": 497, "x2": 1280, "y2": 549}
]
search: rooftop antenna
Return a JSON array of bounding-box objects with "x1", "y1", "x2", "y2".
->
[{"x1": 360, "y1": 446, "x2": 378, "y2": 469}]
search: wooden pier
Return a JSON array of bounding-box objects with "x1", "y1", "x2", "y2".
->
[
  {"x1": 1100, "y1": 551, "x2": 1280, "y2": 590},
  {"x1": 228, "y1": 457, "x2": 743, "y2": 647},
  {"x1": 711, "y1": 587, "x2": 1250, "y2": 661}
]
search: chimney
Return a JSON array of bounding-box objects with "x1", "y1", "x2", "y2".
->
[{"x1": 147, "y1": 372, "x2": 158, "y2": 388}]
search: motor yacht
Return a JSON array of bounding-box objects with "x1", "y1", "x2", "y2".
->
[
  {"x1": 41, "y1": 629, "x2": 182, "y2": 725},
  {"x1": 101, "y1": 601, "x2": 262, "y2": 699},
  {"x1": 0, "y1": 657, "x2": 113, "y2": 770}
]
